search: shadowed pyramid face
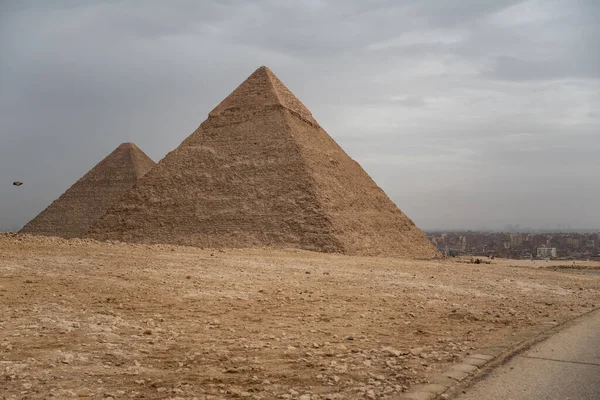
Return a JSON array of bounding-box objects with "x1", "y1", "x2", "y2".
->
[
  {"x1": 87, "y1": 67, "x2": 439, "y2": 259},
  {"x1": 20, "y1": 143, "x2": 155, "y2": 239}
]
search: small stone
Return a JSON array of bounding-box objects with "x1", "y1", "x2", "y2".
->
[
  {"x1": 366, "y1": 389, "x2": 376, "y2": 399},
  {"x1": 388, "y1": 349, "x2": 401, "y2": 357},
  {"x1": 62, "y1": 354, "x2": 75, "y2": 364},
  {"x1": 410, "y1": 347, "x2": 424, "y2": 356},
  {"x1": 289, "y1": 389, "x2": 300, "y2": 396},
  {"x1": 143, "y1": 330, "x2": 152, "y2": 335},
  {"x1": 186, "y1": 275, "x2": 191, "y2": 279},
  {"x1": 346, "y1": 336, "x2": 354, "y2": 341}
]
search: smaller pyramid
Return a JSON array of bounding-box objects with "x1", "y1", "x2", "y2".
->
[{"x1": 20, "y1": 143, "x2": 155, "y2": 238}]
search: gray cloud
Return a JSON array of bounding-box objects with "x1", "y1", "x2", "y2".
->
[{"x1": 1, "y1": 0, "x2": 599, "y2": 232}]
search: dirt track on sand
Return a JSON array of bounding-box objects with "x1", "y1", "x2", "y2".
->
[{"x1": 1, "y1": 234, "x2": 599, "y2": 399}]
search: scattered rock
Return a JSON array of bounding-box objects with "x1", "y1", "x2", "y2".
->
[{"x1": 410, "y1": 347, "x2": 424, "y2": 356}]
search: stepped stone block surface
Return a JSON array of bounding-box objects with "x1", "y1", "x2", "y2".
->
[
  {"x1": 88, "y1": 67, "x2": 439, "y2": 258},
  {"x1": 20, "y1": 143, "x2": 155, "y2": 238}
]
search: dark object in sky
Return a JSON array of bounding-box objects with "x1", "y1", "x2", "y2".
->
[{"x1": 13, "y1": 181, "x2": 23, "y2": 186}]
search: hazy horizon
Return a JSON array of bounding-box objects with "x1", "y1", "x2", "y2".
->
[{"x1": 1, "y1": 1, "x2": 599, "y2": 232}]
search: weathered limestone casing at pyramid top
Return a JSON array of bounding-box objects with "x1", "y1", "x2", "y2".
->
[
  {"x1": 20, "y1": 143, "x2": 156, "y2": 239},
  {"x1": 88, "y1": 67, "x2": 440, "y2": 258}
]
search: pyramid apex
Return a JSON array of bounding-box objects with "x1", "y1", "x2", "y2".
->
[
  {"x1": 118, "y1": 142, "x2": 137, "y2": 149},
  {"x1": 208, "y1": 66, "x2": 317, "y2": 125},
  {"x1": 256, "y1": 65, "x2": 276, "y2": 76}
]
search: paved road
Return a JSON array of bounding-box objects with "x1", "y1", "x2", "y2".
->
[{"x1": 456, "y1": 308, "x2": 600, "y2": 400}]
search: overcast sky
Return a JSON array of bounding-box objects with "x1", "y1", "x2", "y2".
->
[{"x1": 1, "y1": 0, "x2": 598, "y2": 232}]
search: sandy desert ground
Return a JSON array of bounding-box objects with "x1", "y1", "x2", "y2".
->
[{"x1": 1, "y1": 234, "x2": 599, "y2": 399}]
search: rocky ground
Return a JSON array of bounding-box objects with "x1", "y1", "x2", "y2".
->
[{"x1": 1, "y1": 234, "x2": 599, "y2": 400}]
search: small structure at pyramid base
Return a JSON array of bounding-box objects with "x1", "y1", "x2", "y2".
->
[
  {"x1": 20, "y1": 143, "x2": 156, "y2": 239},
  {"x1": 88, "y1": 67, "x2": 440, "y2": 259}
]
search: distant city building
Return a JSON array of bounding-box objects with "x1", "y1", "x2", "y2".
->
[
  {"x1": 460, "y1": 236, "x2": 467, "y2": 251},
  {"x1": 536, "y1": 247, "x2": 557, "y2": 259},
  {"x1": 425, "y1": 231, "x2": 598, "y2": 261},
  {"x1": 510, "y1": 233, "x2": 524, "y2": 246}
]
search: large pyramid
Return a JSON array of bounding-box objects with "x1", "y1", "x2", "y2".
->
[
  {"x1": 88, "y1": 67, "x2": 439, "y2": 258},
  {"x1": 20, "y1": 143, "x2": 155, "y2": 238}
]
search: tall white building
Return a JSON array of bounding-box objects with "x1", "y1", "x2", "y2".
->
[{"x1": 537, "y1": 247, "x2": 557, "y2": 259}]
